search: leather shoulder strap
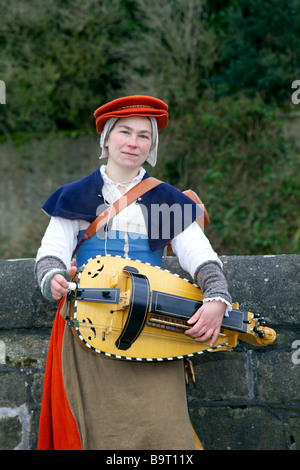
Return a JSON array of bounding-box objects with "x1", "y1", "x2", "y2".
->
[
  {"x1": 72, "y1": 177, "x2": 162, "y2": 257},
  {"x1": 183, "y1": 189, "x2": 210, "y2": 227}
]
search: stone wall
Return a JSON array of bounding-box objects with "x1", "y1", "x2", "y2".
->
[{"x1": 0, "y1": 255, "x2": 299, "y2": 450}]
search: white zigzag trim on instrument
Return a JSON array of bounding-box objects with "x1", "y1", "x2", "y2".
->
[{"x1": 79, "y1": 253, "x2": 198, "y2": 285}]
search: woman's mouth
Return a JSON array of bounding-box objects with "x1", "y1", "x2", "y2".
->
[{"x1": 122, "y1": 151, "x2": 138, "y2": 158}]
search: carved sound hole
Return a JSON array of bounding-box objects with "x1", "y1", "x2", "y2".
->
[
  {"x1": 81, "y1": 317, "x2": 97, "y2": 341},
  {"x1": 87, "y1": 260, "x2": 104, "y2": 278}
]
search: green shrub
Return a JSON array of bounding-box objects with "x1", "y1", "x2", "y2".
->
[{"x1": 156, "y1": 95, "x2": 300, "y2": 255}]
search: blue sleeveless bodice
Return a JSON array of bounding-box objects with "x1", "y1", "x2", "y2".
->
[{"x1": 75, "y1": 229, "x2": 163, "y2": 268}]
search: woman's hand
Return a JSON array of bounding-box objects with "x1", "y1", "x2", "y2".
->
[
  {"x1": 50, "y1": 265, "x2": 77, "y2": 301},
  {"x1": 185, "y1": 300, "x2": 226, "y2": 347}
]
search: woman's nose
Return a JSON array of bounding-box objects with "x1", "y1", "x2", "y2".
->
[{"x1": 127, "y1": 134, "x2": 138, "y2": 146}]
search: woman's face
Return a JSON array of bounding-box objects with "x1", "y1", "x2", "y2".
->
[{"x1": 104, "y1": 116, "x2": 152, "y2": 172}]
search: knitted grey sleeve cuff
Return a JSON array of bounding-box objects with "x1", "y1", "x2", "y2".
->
[
  {"x1": 35, "y1": 256, "x2": 71, "y2": 302},
  {"x1": 35, "y1": 255, "x2": 67, "y2": 286},
  {"x1": 194, "y1": 261, "x2": 232, "y2": 307}
]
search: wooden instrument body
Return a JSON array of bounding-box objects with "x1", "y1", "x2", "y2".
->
[{"x1": 68, "y1": 256, "x2": 276, "y2": 361}]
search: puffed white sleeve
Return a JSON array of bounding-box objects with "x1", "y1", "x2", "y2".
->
[
  {"x1": 35, "y1": 216, "x2": 79, "y2": 287},
  {"x1": 171, "y1": 221, "x2": 222, "y2": 279},
  {"x1": 171, "y1": 221, "x2": 232, "y2": 312}
]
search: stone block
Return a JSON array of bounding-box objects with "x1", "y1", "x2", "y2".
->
[
  {"x1": 187, "y1": 351, "x2": 249, "y2": 401},
  {"x1": 0, "y1": 259, "x2": 56, "y2": 329},
  {"x1": 189, "y1": 406, "x2": 290, "y2": 450},
  {"x1": 0, "y1": 415, "x2": 22, "y2": 450},
  {"x1": 0, "y1": 367, "x2": 29, "y2": 407},
  {"x1": 257, "y1": 350, "x2": 300, "y2": 403}
]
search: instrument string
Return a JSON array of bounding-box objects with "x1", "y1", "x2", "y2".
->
[
  {"x1": 72, "y1": 317, "x2": 230, "y2": 355},
  {"x1": 69, "y1": 319, "x2": 232, "y2": 346}
]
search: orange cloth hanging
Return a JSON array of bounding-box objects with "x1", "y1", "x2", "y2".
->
[{"x1": 37, "y1": 298, "x2": 81, "y2": 450}]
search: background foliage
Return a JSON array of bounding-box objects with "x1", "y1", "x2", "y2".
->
[{"x1": 0, "y1": 0, "x2": 299, "y2": 257}]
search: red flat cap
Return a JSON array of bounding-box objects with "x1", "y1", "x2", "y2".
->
[{"x1": 94, "y1": 95, "x2": 168, "y2": 133}]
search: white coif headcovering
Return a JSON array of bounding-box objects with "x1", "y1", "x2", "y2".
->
[{"x1": 99, "y1": 117, "x2": 159, "y2": 167}]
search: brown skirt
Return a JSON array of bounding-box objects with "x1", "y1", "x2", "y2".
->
[{"x1": 61, "y1": 302, "x2": 196, "y2": 450}]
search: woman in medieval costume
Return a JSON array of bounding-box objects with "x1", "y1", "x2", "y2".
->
[{"x1": 35, "y1": 95, "x2": 232, "y2": 450}]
